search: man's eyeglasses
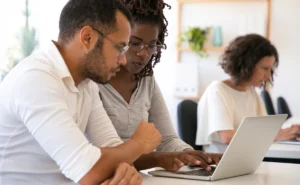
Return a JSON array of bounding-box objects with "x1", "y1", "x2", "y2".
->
[
  {"x1": 128, "y1": 40, "x2": 166, "y2": 55},
  {"x1": 91, "y1": 27, "x2": 129, "y2": 58}
]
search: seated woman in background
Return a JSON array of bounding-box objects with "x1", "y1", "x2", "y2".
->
[
  {"x1": 98, "y1": 0, "x2": 221, "y2": 172},
  {"x1": 196, "y1": 34, "x2": 300, "y2": 153}
]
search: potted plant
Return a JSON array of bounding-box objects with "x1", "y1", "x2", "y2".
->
[{"x1": 180, "y1": 27, "x2": 210, "y2": 57}]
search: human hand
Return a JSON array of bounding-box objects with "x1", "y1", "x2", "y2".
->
[
  {"x1": 156, "y1": 150, "x2": 222, "y2": 172},
  {"x1": 130, "y1": 120, "x2": 162, "y2": 154},
  {"x1": 276, "y1": 124, "x2": 300, "y2": 141},
  {"x1": 182, "y1": 150, "x2": 222, "y2": 169},
  {"x1": 102, "y1": 163, "x2": 142, "y2": 185}
]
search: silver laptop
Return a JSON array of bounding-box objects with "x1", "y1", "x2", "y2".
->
[{"x1": 149, "y1": 115, "x2": 288, "y2": 181}]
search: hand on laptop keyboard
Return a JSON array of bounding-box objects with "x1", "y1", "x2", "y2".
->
[
  {"x1": 182, "y1": 149, "x2": 222, "y2": 166},
  {"x1": 154, "y1": 150, "x2": 222, "y2": 172},
  {"x1": 275, "y1": 124, "x2": 300, "y2": 141}
]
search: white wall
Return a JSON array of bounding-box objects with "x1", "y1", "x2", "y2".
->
[
  {"x1": 154, "y1": 0, "x2": 179, "y2": 131},
  {"x1": 154, "y1": 0, "x2": 300, "y2": 132},
  {"x1": 269, "y1": 0, "x2": 300, "y2": 116}
]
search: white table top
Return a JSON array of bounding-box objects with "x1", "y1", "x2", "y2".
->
[
  {"x1": 141, "y1": 162, "x2": 300, "y2": 185},
  {"x1": 267, "y1": 143, "x2": 300, "y2": 159}
]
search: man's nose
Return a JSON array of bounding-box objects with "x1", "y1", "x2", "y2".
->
[{"x1": 118, "y1": 54, "x2": 127, "y2": 66}]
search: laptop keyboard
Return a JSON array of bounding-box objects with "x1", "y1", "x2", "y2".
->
[{"x1": 175, "y1": 167, "x2": 216, "y2": 176}]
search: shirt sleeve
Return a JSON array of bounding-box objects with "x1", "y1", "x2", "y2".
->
[
  {"x1": 149, "y1": 78, "x2": 193, "y2": 152},
  {"x1": 11, "y1": 70, "x2": 100, "y2": 183},
  {"x1": 85, "y1": 83, "x2": 123, "y2": 148},
  {"x1": 197, "y1": 85, "x2": 234, "y2": 144}
]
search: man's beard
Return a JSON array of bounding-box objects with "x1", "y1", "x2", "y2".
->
[{"x1": 84, "y1": 39, "x2": 110, "y2": 84}]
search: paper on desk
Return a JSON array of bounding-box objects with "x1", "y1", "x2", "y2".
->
[{"x1": 276, "y1": 141, "x2": 300, "y2": 145}]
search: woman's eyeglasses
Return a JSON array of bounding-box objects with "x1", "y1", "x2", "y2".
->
[{"x1": 128, "y1": 40, "x2": 166, "y2": 55}]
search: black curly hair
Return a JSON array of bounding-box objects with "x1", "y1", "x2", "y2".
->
[
  {"x1": 220, "y1": 34, "x2": 279, "y2": 88},
  {"x1": 122, "y1": 0, "x2": 171, "y2": 79}
]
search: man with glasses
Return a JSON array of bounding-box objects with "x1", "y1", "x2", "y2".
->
[{"x1": 0, "y1": 1, "x2": 162, "y2": 185}]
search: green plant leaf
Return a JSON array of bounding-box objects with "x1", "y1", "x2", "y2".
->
[{"x1": 179, "y1": 26, "x2": 210, "y2": 57}]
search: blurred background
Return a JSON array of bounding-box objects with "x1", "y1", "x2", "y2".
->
[{"x1": 1, "y1": 0, "x2": 300, "y2": 133}]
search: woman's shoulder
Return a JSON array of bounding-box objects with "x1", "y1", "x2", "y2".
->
[
  {"x1": 97, "y1": 83, "x2": 111, "y2": 96},
  {"x1": 200, "y1": 81, "x2": 233, "y2": 104},
  {"x1": 205, "y1": 81, "x2": 227, "y2": 93},
  {"x1": 140, "y1": 75, "x2": 155, "y2": 83},
  {"x1": 139, "y1": 75, "x2": 157, "y2": 89}
]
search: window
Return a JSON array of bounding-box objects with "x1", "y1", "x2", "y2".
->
[{"x1": 0, "y1": 0, "x2": 68, "y2": 82}]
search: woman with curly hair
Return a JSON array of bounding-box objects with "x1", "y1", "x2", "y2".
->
[
  {"x1": 196, "y1": 34, "x2": 300, "y2": 153},
  {"x1": 98, "y1": 0, "x2": 221, "y2": 172}
]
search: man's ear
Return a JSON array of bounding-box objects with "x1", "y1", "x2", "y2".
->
[{"x1": 79, "y1": 26, "x2": 97, "y2": 50}]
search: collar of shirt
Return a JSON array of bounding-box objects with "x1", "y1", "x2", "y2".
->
[{"x1": 45, "y1": 40, "x2": 90, "y2": 93}]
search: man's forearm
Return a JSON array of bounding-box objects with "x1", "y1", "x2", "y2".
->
[{"x1": 80, "y1": 139, "x2": 144, "y2": 185}]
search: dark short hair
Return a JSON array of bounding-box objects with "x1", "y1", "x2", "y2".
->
[
  {"x1": 220, "y1": 34, "x2": 279, "y2": 86},
  {"x1": 122, "y1": 0, "x2": 171, "y2": 79},
  {"x1": 58, "y1": 0, "x2": 132, "y2": 43}
]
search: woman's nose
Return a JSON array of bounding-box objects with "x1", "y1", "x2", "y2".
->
[{"x1": 137, "y1": 46, "x2": 150, "y2": 57}]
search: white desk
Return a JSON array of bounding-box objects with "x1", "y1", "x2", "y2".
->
[
  {"x1": 141, "y1": 162, "x2": 300, "y2": 185},
  {"x1": 267, "y1": 143, "x2": 300, "y2": 159}
]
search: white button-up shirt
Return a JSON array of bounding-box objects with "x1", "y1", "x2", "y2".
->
[{"x1": 0, "y1": 41, "x2": 123, "y2": 185}]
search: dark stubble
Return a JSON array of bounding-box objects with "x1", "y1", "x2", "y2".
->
[{"x1": 84, "y1": 38, "x2": 110, "y2": 84}]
